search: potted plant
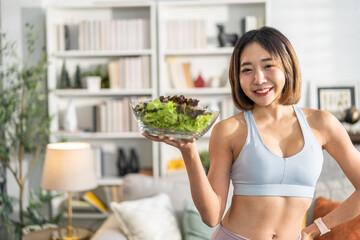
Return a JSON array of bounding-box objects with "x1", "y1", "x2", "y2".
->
[
  {"x1": 83, "y1": 64, "x2": 109, "y2": 90},
  {"x1": 0, "y1": 24, "x2": 61, "y2": 239},
  {"x1": 199, "y1": 150, "x2": 210, "y2": 174}
]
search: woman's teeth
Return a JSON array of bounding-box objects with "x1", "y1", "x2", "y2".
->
[{"x1": 255, "y1": 88, "x2": 270, "y2": 94}]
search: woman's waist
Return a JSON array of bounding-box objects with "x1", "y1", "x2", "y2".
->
[{"x1": 221, "y1": 196, "x2": 310, "y2": 239}]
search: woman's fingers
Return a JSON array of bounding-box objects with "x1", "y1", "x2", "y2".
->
[
  {"x1": 142, "y1": 132, "x2": 163, "y2": 142},
  {"x1": 142, "y1": 132, "x2": 196, "y2": 149}
]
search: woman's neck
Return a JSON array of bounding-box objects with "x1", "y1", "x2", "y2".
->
[{"x1": 251, "y1": 104, "x2": 294, "y2": 121}]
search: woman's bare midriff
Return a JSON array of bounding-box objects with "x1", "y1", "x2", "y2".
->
[{"x1": 221, "y1": 195, "x2": 312, "y2": 240}]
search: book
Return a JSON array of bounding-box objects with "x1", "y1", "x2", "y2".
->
[
  {"x1": 65, "y1": 23, "x2": 79, "y2": 50},
  {"x1": 92, "y1": 146, "x2": 104, "y2": 179},
  {"x1": 83, "y1": 191, "x2": 108, "y2": 214},
  {"x1": 108, "y1": 60, "x2": 120, "y2": 89},
  {"x1": 182, "y1": 62, "x2": 194, "y2": 88},
  {"x1": 66, "y1": 200, "x2": 98, "y2": 213},
  {"x1": 242, "y1": 16, "x2": 257, "y2": 34}
]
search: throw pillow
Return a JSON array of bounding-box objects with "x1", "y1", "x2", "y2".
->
[
  {"x1": 314, "y1": 197, "x2": 360, "y2": 240},
  {"x1": 183, "y1": 199, "x2": 216, "y2": 240},
  {"x1": 110, "y1": 193, "x2": 182, "y2": 240}
]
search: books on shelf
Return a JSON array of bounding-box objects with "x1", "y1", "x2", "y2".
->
[
  {"x1": 65, "y1": 200, "x2": 98, "y2": 213},
  {"x1": 102, "y1": 185, "x2": 122, "y2": 203},
  {"x1": 241, "y1": 16, "x2": 260, "y2": 34},
  {"x1": 108, "y1": 56, "x2": 150, "y2": 90},
  {"x1": 165, "y1": 19, "x2": 206, "y2": 50},
  {"x1": 168, "y1": 58, "x2": 195, "y2": 89},
  {"x1": 92, "y1": 146, "x2": 105, "y2": 179},
  {"x1": 83, "y1": 191, "x2": 109, "y2": 214},
  {"x1": 53, "y1": 18, "x2": 150, "y2": 52},
  {"x1": 93, "y1": 98, "x2": 138, "y2": 133}
]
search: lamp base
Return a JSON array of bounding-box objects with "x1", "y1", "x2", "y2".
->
[{"x1": 51, "y1": 227, "x2": 92, "y2": 240}]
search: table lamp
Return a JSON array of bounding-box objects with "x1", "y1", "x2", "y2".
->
[{"x1": 41, "y1": 142, "x2": 97, "y2": 240}]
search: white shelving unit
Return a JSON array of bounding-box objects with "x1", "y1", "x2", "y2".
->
[
  {"x1": 157, "y1": 0, "x2": 268, "y2": 176},
  {"x1": 46, "y1": 0, "x2": 268, "y2": 183},
  {"x1": 46, "y1": 1, "x2": 159, "y2": 187},
  {"x1": 45, "y1": 0, "x2": 268, "y2": 230}
]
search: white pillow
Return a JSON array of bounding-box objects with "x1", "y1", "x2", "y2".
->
[{"x1": 110, "y1": 193, "x2": 182, "y2": 240}]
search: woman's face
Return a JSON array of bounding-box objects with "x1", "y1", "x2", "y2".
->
[{"x1": 239, "y1": 42, "x2": 286, "y2": 108}]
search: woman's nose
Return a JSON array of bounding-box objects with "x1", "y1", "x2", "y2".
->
[{"x1": 254, "y1": 69, "x2": 266, "y2": 84}]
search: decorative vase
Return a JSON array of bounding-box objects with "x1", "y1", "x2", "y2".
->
[
  {"x1": 194, "y1": 73, "x2": 206, "y2": 88},
  {"x1": 64, "y1": 100, "x2": 78, "y2": 132},
  {"x1": 128, "y1": 148, "x2": 140, "y2": 173},
  {"x1": 117, "y1": 148, "x2": 127, "y2": 177}
]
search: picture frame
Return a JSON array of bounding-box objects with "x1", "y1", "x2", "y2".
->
[{"x1": 309, "y1": 81, "x2": 359, "y2": 120}]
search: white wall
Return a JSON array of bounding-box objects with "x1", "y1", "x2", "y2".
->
[
  {"x1": 268, "y1": 0, "x2": 360, "y2": 107},
  {"x1": 1, "y1": 0, "x2": 43, "y2": 58}
]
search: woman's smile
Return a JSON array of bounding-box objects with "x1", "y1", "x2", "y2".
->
[{"x1": 254, "y1": 87, "x2": 274, "y2": 96}]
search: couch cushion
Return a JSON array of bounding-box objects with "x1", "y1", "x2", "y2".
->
[
  {"x1": 122, "y1": 174, "x2": 192, "y2": 231},
  {"x1": 183, "y1": 199, "x2": 216, "y2": 240},
  {"x1": 110, "y1": 193, "x2": 181, "y2": 240},
  {"x1": 314, "y1": 197, "x2": 360, "y2": 240},
  {"x1": 91, "y1": 214, "x2": 127, "y2": 240}
]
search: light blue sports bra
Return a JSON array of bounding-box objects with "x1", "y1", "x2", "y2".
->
[{"x1": 231, "y1": 105, "x2": 323, "y2": 198}]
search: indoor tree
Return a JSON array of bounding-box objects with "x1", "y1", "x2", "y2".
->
[{"x1": 0, "y1": 23, "x2": 53, "y2": 234}]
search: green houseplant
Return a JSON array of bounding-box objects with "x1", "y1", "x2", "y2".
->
[
  {"x1": 0, "y1": 24, "x2": 62, "y2": 239},
  {"x1": 199, "y1": 150, "x2": 210, "y2": 174}
]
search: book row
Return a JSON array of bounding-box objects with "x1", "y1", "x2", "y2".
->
[
  {"x1": 52, "y1": 18, "x2": 150, "y2": 52},
  {"x1": 93, "y1": 98, "x2": 138, "y2": 133},
  {"x1": 108, "y1": 56, "x2": 151, "y2": 90},
  {"x1": 65, "y1": 187, "x2": 121, "y2": 214},
  {"x1": 165, "y1": 19, "x2": 207, "y2": 50}
]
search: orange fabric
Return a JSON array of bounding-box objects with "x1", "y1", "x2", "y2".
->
[{"x1": 314, "y1": 197, "x2": 360, "y2": 240}]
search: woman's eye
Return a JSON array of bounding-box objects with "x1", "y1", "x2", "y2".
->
[
  {"x1": 265, "y1": 64, "x2": 274, "y2": 69},
  {"x1": 241, "y1": 68, "x2": 252, "y2": 73}
]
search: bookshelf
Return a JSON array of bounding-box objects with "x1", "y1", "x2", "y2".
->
[
  {"x1": 157, "y1": 0, "x2": 268, "y2": 176},
  {"x1": 45, "y1": 0, "x2": 268, "y2": 229},
  {"x1": 45, "y1": 1, "x2": 159, "y2": 190},
  {"x1": 46, "y1": 0, "x2": 268, "y2": 186}
]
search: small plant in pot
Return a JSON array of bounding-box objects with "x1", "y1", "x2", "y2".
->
[{"x1": 82, "y1": 64, "x2": 109, "y2": 91}]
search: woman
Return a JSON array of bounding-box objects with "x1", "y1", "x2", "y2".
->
[{"x1": 143, "y1": 27, "x2": 360, "y2": 240}]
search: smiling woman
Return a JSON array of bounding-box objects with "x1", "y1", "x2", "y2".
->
[
  {"x1": 142, "y1": 26, "x2": 360, "y2": 240},
  {"x1": 229, "y1": 27, "x2": 302, "y2": 111}
]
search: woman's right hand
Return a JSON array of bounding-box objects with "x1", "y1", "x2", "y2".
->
[{"x1": 142, "y1": 132, "x2": 196, "y2": 153}]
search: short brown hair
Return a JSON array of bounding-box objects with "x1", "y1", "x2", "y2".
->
[{"x1": 229, "y1": 26, "x2": 301, "y2": 111}]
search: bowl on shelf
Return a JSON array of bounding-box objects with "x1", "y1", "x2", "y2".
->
[{"x1": 129, "y1": 97, "x2": 220, "y2": 140}]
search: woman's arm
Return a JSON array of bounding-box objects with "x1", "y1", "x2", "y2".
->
[
  {"x1": 142, "y1": 119, "x2": 234, "y2": 227},
  {"x1": 302, "y1": 110, "x2": 360, "y2": 238}
]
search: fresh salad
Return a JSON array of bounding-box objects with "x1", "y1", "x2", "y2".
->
[{"x1": 133, "y1": 95, "x2": 217, "y2": 133}]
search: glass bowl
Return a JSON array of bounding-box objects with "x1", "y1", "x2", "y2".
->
[{"x1": 130, "y1": 97, "x2": 220, "y2": 140}]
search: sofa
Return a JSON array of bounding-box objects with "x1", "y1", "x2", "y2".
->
[
  {"x1": 91, "y1": 173, "x2": 355, "y2": 240},
  {"x1": 91, "y1": 173, "x2": 195, "y2": 240}
]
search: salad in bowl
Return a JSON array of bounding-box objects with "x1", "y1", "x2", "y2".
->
[{"x1": 130, "y1": 95, "x2": 220, "y2": 140}]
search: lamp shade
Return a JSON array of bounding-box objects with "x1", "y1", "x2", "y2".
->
[{"x1": 41, "y1": 142, "x2": 97, "y2": 192}]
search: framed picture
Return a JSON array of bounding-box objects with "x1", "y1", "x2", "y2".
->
[{"x1": 309, "y1": 81, "x2": 359, "y2": 120}]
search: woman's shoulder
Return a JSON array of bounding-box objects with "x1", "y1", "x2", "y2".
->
[
  {"x1": 211, "y1": 112, "x2": 247, "y2": 137},
  {"x1": 299, "y1": 107, "x2": 341, "y2": 131}
]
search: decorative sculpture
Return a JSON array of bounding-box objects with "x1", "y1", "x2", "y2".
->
[{"x1": 217, "y1": 24, "x2": 238, "y2": 47}]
